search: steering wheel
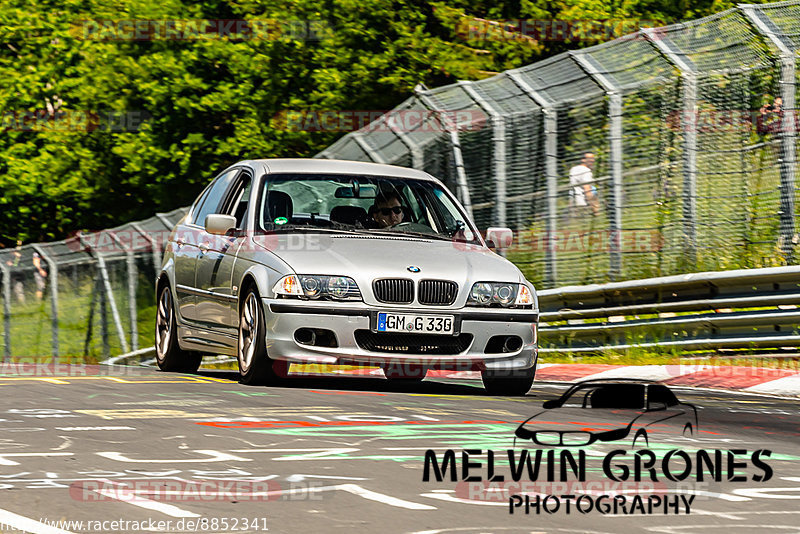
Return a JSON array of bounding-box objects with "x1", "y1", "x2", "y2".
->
[{"x1": 390, "y1": 221, "x2": 434, "y2": 233}]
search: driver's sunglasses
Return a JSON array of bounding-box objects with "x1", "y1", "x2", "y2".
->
[{"x1": 378, "y1": 206, "x2": 403, "y2": 216}]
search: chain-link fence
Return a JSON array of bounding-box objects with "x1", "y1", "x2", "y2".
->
[
  {"x1": 0, "y1": 208, "x2": 187, "y2": 363},
  {"x1": 319, "y1": 2, "x2": 800, "y2": 289}
]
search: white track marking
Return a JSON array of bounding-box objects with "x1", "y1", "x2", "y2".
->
[
  {"x1": 420, "y1": 492, "x2": 507, "y2": 506},
  {"x1": 96, "y1": 450, "x2": 252, "y2": 463},
  {"x1": 337, "y1": 484, "x2": 435, "y2": 510},
  {"x1": 87, "y1": 480, "x2": 199, "y2": 518},
  {"x1": 169, "y1": 482, "x2": 435, "y2": 510},
  {"x1": 230, "y1": 447, "x2": 361, "y2": 460},
  {"x1": 285, "y1": 474, "x2": 368, "y2": 482},
  {"x1": 0, "y1": 452, "x2": 73, "y2": 466}
]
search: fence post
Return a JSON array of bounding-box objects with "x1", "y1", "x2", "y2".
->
[
  {"x1": 644, "y1": 28, "x2": 699, "y2": 268},
  {"x1": 31, "y1": 245, "x2": 58, "y2": 362},
  {"x1": 78, "y1": 233, "x2": 130, "y2": 355},
  {"x1": 155, "y1": 213, "x2": 175, "y2": 232},
  {"x1": 109, "y1": 232, "x2": 138, "y2": 352},
  {"x1": 459, "y1": 80, "x2": 507, "y2": 230},
  {"x1": 740, "y1": 5, "x2": 797, "y2": 264},
  {"x1": 571, "y1": 52, "x2": 625, "y2": 280},
  {"x1": 83, "y1": 270, "x2": 99, "y2": 358},
  {"x1": 0, "y1": 261, "x2": 10, "y2": 363},
  {"x1": 414, "y1": 85, "x2": 474, "y2": 220},
  {"x1": 99, "y1": 272, "x2": 109, "y2": 359},
  {"x1": 131, "y1": 222, "x2": 162, "y2": 277},
  {"x1": 507, "y1": 70, "x2": 559, "y2": 286}
]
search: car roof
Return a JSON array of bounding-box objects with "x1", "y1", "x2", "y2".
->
[{"x1": 241, "y1": 159, "x2": 436, "y2": 181}]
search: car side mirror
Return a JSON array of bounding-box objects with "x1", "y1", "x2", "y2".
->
[
  {"x1": 648, "y1": 401, "x2": 668, "y2": 411},
  {"x1": 542, "y1": 399, "x2": 560, "y2": 409},
  {"x1": 205, "y1": 214, "x2": 237, "y2": 236},
  {"x1": 486, "y1": 227, "x2": 513, "y2": 250}
]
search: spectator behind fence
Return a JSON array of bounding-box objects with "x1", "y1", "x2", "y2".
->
[
  {"x1": 32, "y1": 251, "x2": 47, "y2": 301},
  {"x1": 568, "y1": 152, "x2": 599, "y2": 217},
  {"x1": 757, "y1": 96, "x2": 783, "y2": 137}
]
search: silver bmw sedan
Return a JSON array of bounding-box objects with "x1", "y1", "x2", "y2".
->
[{"x1": 155, "y1": 159, "x2": 538, "y2": 395}]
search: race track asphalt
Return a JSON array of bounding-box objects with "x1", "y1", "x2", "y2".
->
[{"x1": 0, "y1": 365, "x2": 799, "y2": 534}]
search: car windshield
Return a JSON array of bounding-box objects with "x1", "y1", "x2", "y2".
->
[
  {"x1": 256, "y1": 173, "x2": 481, "y2": 244},
  {"x1": 560, "y1": 384, "x2": 646, "y2": 410}
]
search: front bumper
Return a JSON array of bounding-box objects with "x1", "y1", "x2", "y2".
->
[{"x1": 264, "y1": 299, "x2": 538, "y2": 371}]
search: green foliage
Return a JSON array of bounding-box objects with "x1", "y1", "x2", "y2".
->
[{"x1": 0, "y1": 0, "x2": 770, "y2": 244}]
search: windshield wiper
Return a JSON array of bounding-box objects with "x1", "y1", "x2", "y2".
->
[
  {"x1": 263, "y1": 225, "x2": 352, "y2": 234},
  {"x1": 355, "y1": 229, "x2": 454, "y2": 242}
]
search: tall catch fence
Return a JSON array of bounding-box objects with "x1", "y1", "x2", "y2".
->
[
  {"x1": 0, "y1": 208, "x2": 187, "y2": 363},
  {"x1": 318, "y1": 2, "x2": 800, "y2": 289}
]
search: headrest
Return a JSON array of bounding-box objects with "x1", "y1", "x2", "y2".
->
[
  {"x1": 329, "y1": 205, "x2": 368, "y2": 226},
  {"x1": 267, "y1": 190, "x2": 293, "y2": 221}
]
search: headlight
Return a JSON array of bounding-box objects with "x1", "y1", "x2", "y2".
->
[
  {"x1": 467, "y1": 282, "x2": 521, "y2": 307},
  {"x1": 273, "y1": 275, "x2": 362, "y2": 301},
  {"x1": 469, "y1": 282, "x2": 494, "y2": 305}
]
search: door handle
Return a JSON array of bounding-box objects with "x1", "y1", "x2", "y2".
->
[
  {"x1": 176, "y1": 238, "x2": 185, "y2": 248},
  {"x1": 199, "y1": 242, "x2": 209, "y2": 254}
]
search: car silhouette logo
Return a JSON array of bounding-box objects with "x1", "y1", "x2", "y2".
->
[
  {"x1": 514, "y1": 379, "x2": 698, "y2": 448},
  {"x1": 407, "y1": 266, "x2": 421, "y2": 272}
]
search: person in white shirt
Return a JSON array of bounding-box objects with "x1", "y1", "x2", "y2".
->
[{"x1": 568, "y1": 152, "x2": 599, "y2": 216}]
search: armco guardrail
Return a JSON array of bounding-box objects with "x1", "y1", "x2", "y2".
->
[{"x1": 537, "y1": 265, "x2": 800, "y2": 353}]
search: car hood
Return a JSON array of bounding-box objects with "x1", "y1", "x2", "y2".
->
[
  {"x1": 517, "y1": 407, "x2": 645, "y2": 434},
  {"x1": 251, "y1": 233, "x2": 525, "y2": 306}
]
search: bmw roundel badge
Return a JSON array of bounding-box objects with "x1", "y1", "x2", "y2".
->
[{"x1": 407, "y1": 266, "x2": 421, "y2": 273}]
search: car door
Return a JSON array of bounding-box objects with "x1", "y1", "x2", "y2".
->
[
  {"x1": 177, "y1": 167, "x2": 240, "y2": 323},
  {"x1": 194, "y1": 168, "x2": 253, "y2": 333}
]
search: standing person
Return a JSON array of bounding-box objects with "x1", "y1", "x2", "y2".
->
[
  {"x1": 569, "y1": 152, "x2": 599, "y2": 217},
  {"x1": 757, "y1": 96, "x2": 783, "y2": 137},
  {"x1": 32, "y1": 251, "x2": 47, "y2": 301}
]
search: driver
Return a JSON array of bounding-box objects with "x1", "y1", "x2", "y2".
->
[{"x1": 370, "y1": 189, "x2": 405, "y2": 228}]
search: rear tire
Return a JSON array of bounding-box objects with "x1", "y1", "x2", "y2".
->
[
  {"x1": 238, "y1": 288, "x2": 287, "y2": 385},
  {"x1": 481, "y1": 365, "x2": 535, "y2": 396},
  {"x1": 155, "y1": 284, "x2": 202, "y2": 373}
]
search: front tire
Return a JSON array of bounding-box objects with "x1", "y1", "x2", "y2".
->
[
  {"x1": 238, "y1": 289, "x2": 287, "y2": 385},
  {"x1": 155, "y1": 284, "x2": 202, "y2": 373},
  {"x1": 481, "y1": 366, "x2": 535, "y2": 396}
]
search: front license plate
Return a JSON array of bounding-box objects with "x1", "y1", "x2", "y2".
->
[{"x1": 376, "y1": 313, "x2": 455, "y2": 335}]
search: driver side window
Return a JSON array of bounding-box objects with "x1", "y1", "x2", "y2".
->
[
  {"x1": 192, "y1": 168, "x2": 240, "y2": 226},
  {"x1": 218, "y1": 172, "x2": 252, "y2": 230}
]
